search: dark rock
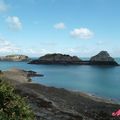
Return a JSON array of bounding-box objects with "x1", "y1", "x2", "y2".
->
[
  {"x1": 26, "y1": 70, "x2": 44, "y2": 77},
  {"x1": 90, "y1": 51, "x2": 118, "y2": 66},
  {"x1": 29, "y1": 53, "x2": 82, "y2": 65},
  {"x1": 0, "y1": 70, "x2": 2, "y2": 74},
  {"x1": 28, "y1": 52, "x2": 119, "y2": 66}
]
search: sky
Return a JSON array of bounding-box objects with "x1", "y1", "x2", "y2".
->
[{"x1": 0, "y1": 0, "x2": 120, "y2": 57}]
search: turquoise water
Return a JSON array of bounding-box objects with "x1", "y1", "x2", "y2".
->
[{"x1": 0, "y1": 58, "x2": 120, "y2": 102}]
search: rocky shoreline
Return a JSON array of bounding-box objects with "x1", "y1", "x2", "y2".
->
[{"x1": 1, "y1": 68, "x2": 120, "y2": 120}]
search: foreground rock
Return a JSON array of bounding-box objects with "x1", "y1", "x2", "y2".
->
[
  {"x1": 1, "y1": 68, "x2": 43, "y2": 84},
  {"x1": 29, "y1": 53, "x2": 82, "y2": 65},
  {"x1": 1, "y1": 68, "x2": 120, "y2": 120},
  {"x1": 90, "y1": 51, "x2": 118, "y2": 66},
  {"x1": 26, "y1": 70, "x2": 44, "y2": 77},
  {"x1": 18, "y1": 83, "x2": 120, "y2": 120},
  {"x1": 0, "y1": 55, "x2": 30, "y2": 61}
]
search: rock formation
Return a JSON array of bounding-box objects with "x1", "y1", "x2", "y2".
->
[
  {"x1": 2, "y1": 68, "x2": 43, "y2": 84},
  {"x1": 29, "y1": 51, "x2": 119, "y2": 66},
  {"x1": 29, "y1": 53, "x2": 82, "y2": 65},
  {"x1": 0, "y1": 55, "x2": 29, "y2": 61},
  {"x1": 90, "y1": 51, "x2": 118, "y2": 65}
]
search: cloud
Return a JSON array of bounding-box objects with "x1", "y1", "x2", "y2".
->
[
  {"x1": 0, "y1": 38, "x2": 20, "y2": 53},
  {"x1": 6, "y1": 16, "x2": 22, "y2": 30},
  {"x1": 70, "y1": 28, "x2": 94, "y2": 39},
  {"x1": 0, "y1": 0, "x2": 8, "y2": 12},
  {"x1": 0, "y1": 37, "x2": 55, "y2": 56},
  {"x1": 54, "y1": 22, "x2": 66, "y2": 30},
  {"x1": 0, "y1": 37, "x2": 57, "y2": 56}
]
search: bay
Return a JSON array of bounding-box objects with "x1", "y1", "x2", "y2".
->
[{"x1": 0, "y1": 58, "x2": 120, "y2": 102}]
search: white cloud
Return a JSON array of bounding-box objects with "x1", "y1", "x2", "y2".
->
[
  {"x1": 0, "y1": 37, "x2": 57, "y2": 56},
  {"x1": 54, "y1": 22, "x2": 66, "y2": 30},
  {"x1": 6, "y1": 16, "x2": 22, "y2": 30},
  {"x1": 0, "y1": 0, "x2": 8, "y2": 12},
  {"x1": 0, "y1": 37, "x2": 54, "y2": 56},
  {"x1": 70, "y1": 28, "x2": 94, "y2": 39},
  {"x1": 0, "y1": 38, "x2": 20, "y2": 53}
]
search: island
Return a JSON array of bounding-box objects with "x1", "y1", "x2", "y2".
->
[
  {"x1": 29, "y1": 53, "x2": 82, "y2": 65},
  {"x1": 28, "y1": 51, "x2": 119, "y2": 66},
  {"x1": 0, "y1": 54, "x2": 30, "y2": 61},
  {"x1": 89, "y1": 51, "x2": 118, "y2": 66}
]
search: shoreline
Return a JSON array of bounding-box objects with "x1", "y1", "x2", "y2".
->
[
  {"x1": 68, "y1": 88, "x2": 120, "y2": 105},
  {"x1": 1, "y1": 68, "x2": 120, "y2": 120},
  {"x1": 31, "y1": 82, "x2": 119, "y2": 105},
  {"x1": 20, "y1": 82, "x2": 120, "y2": 120}
]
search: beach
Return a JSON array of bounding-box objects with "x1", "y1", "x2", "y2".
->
[{"x1": 1, "y1": 68, "x2": 120, "y2": 120}]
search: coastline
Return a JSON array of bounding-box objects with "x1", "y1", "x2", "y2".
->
[
  {"x1": 66, "y1": 89, "x2": 119, "y2": 104},
  {"x1": 1, "y1": 68, "x2": 120, "y2": 120},
  {"x1": 17, "y1": 83, "x2": 120, "y2": 120}
]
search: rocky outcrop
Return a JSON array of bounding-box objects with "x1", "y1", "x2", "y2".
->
[
  {"x1": 11, "y1": 81, "x2": 120, "y2": 120},
  {"x1": 29, "y1": 53, "x2": 82, "y2": 65},
  {"x1": 2, "y1": 68, "x2": 43, "y2": 84},
  {"x1": 90, "y1": 51, "x2": 118, "y2": 65},
  {"x1": 29, "y1": 52, "x2": 119, "y2": 66},
  {"x1": 26, "y1": 70, "x2": 44, "y2": 77},
  {"x1": 0, "y1": 55, "x2": 30, "y2": 61}
]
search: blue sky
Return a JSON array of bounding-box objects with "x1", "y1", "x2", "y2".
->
[{"x1": 0, "y1": 0, "x2": 120, "y2": 57}]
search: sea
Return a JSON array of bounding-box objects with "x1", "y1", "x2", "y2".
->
[{"x1": 0, "y1": 58, "x2": 120, "y2": 102}]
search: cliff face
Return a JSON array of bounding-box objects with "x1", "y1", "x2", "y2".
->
[
  {"x1": 0, "y1": 55, "x2": 29, "y2": 61},
  {"x1": 29, "y1": 53, "x2": 82, "y2": 65},
  {"x1": 90, "y1": 51, "x2": 118, "y2": 65}
]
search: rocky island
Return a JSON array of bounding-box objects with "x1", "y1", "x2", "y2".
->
[
  {"x1": 0, "y1": 54, "x2": 30, "y2": 61},
  {"x1": 89, "y1": 51, "x2": 118, "y2": 66},
  {"x1": 29, "y1": 53, "x2": 82, "y2": 65},
  {"x1": 29, "y1": 51, "x2": 119, "y2": 66}
]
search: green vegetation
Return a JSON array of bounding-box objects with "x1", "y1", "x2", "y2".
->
[{"x1": 0, "y1": 79, "x2": 35, "y2": 120}]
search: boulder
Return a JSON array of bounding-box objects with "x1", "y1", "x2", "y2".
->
[
  {"x1": 26, "y1": 70, "x2": 44, "y2": 77},
  {"x1": 90, "y1": 51, "x2": 118, "y2": 65},
  {"x1": 29, "y1": 53, "x2": 82, "y2": 65},
  {"x1": 8, "y1": 68, "x2": 43, "y2": 77}
]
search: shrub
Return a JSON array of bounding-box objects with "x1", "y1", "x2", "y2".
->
[{"x1": 0, "y1": 79, "x2": 35, "y2": 120}]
